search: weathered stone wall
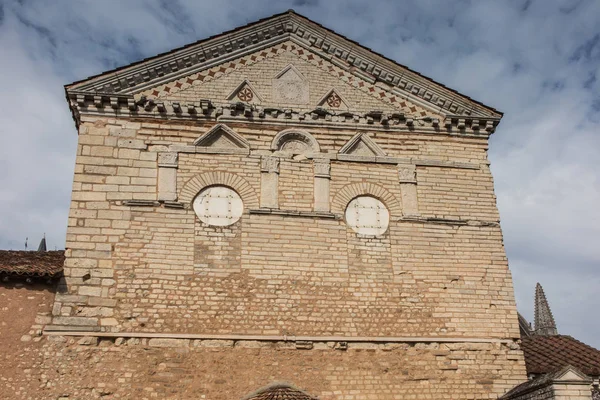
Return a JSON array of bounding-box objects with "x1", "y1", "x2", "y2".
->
[
  {"x1": 554, "y1": 383, "x2": 593, "y2": 400},
  {"x1": 9, "y1": 337, "x2": 525, "y2": 400},
  {"x1": 0, "y1": 281, "x2": 54, "y2": 400},
  {"x1": 52, "y1": 117, "x2": 518, "y2": 340},
  {"x1": 44, "y1": 34, "x2": 527, "y2": 399}
]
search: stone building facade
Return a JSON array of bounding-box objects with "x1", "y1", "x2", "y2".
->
[{"x1": 40, "y1": 10, "x2": 527, "y2": 399}]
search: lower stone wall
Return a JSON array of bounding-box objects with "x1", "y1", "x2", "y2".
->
[
  {"x1": 0, "y1": 281, "x2": 55, "y2": 400},
  {"x1": 7, "y1": 336, "x2": 526, "y2": 400}
]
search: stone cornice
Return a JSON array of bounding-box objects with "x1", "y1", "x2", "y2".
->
[
  {"x1": 68, "y1": 92, "x2": 500, "y2": 136},
  {"x1": 65, "y1": 11, "x2": 501, "y2": 120}
]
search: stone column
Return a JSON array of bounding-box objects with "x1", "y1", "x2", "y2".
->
[
  {"x1": 398, "y1": 164, "x2": 418, "y2": 216},
  {"x1": 313, "y1": 159, "x2": 331, "y2": 212},
  {"x1": 260, "y1": 156, "x2": 280, "y2": 208},
  {"x1": 158, "y1": 152, "x2": 178, "y2": 201}
]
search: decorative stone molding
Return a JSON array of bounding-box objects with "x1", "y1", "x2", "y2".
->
[
  {"x1": 339, "y1": 132, "x2": 386, "y2": 158},
  {"x1": 398, "y1": 164, "x2": 416, "y2": 184},
  {"x1": 272, "y1": 64, "x2": 309, "y2": 105},
  {"x1": 249, "y1": 208, "x2": 336, "y2": 219},
  {"x1": 316, "y1": 88, "x2": 349, "y2": 110},
  {"x1": 226, "y1": 79, "x2": 264, "y2": 103},
  {"x1": 271, "y1": 128, "x2": 320, "y2": 154},
  {"x1": 157, "y1": 152, "x2": 178, "y2": 168},
  {"x1": 313, "y1": 159, "x2": 331, "y2": 178},
  {"x1": 65, "y1": 12, "x2": 500, "y2": 119},
  {"x1": 179, "y1": 171, "x2": 259, "y2": 208},
  {"x1": 331, "y1": 182, "x2": 402, "y2": 216},
  {"x1": 68, "y1": 92, "x2": 500, "y2": 135},
  {"x1": 193, "y1": 123, "x2": 250, "y2": 154},
  {"x1": 260, "y1": 156, "x2": 280, "y2": 173}
]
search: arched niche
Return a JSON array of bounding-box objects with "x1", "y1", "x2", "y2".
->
[{"x1": 270, "y1": 129, "x2": 320, "y2": 155}]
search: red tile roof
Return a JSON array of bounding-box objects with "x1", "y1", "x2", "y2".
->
[
  {"x1": 522, "y1": 335, "x2": 600, "y2": 376},
  {"x1": 0, "y1": 251, "x2": 65, "y2": 277},
  {"x1": 243, "y1": 384, "x2": 318, "y2": 400}
]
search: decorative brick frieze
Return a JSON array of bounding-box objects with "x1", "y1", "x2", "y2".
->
[
  {"x1": 66, "y1": 12, "x2": 500, "y2": 119},
  {"x1": 68, "y1": 91, "x2": 499, "y2": 135}
]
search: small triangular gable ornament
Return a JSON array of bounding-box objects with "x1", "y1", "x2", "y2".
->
[
  {"x1": 226, "y1": 80, "x2": 263, "y2": 103},
  {"x1": 317, "y1": 88, "x2": 349, "y2": 110},
  {"x1": 193, "y1": 123, "x2": 250, "y2": 154},
  {"x1": 338, "y1": 132, "x2": 386, "y2": 158}
]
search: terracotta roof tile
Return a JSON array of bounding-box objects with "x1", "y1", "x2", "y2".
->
[
  {"x1": 0, "y1": 250, "x2": 65, "y2": 277},
  {"x1": 243, "y1": 384, "x2": 318, "y2": 400},
  {"x1": 522, "y1": 335, "x2": 600, "y2": 376}
]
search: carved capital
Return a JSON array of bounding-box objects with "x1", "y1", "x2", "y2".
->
[
  {"x1": 261, "y1": 156, "x2": 280, "y2": 173},
  {"x1": 314, "y1": 159, "x2": 331, "y2": 178},
  {"x1": 398, "y1": 164, "x2": 416, "y2": 184},
  {"x1": 158, "y1": 152, "x2": 178, "y2": 168}
]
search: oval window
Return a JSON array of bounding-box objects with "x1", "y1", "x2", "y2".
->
[
  {"x1": 193, "y1": 186, "x2": 243, "y2": 226},
  {"x1": 345, "y1": 196, "x2": 389, "y2": 235}
]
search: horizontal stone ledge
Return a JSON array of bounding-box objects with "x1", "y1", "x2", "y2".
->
[
  {"x1": 170, "y1": 145, "x2": 250, "y2": 156},
  {"x1": 122, "y1": 200, "x2": 160, "y2": 207},
  {"x1": 396, "y1": 216, "x2": 500, "y2": 227},
  {"x1": 42, "y1": 329, "x2": 516, "y2": 344},
  {"x1": 162, "y1": 201, "x2": 185, "y2": 209},
  {"x1": 120, "y1": 200, "x2": 186, "y2": 209},
  {"x1": 249, "y1": 208, "x2": 339, "y2": 219},
  {"x1": 414, "y1": 159, "x2": 481, "y2": 170},
  {"x1": 45, "y1": 325, "x2": 101, "y2": 332}
]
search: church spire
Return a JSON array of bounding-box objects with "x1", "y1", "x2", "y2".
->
[
  {"x1": 534, "y1": 283, "x2": 558, "y2": 336},
  {"x1": 37, "y1": 234, "x2": 47, "y2": 252}
]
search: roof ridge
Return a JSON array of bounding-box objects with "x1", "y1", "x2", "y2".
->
[{"x1": 65, "y1": 10, "x2": 502, "y2": 119}]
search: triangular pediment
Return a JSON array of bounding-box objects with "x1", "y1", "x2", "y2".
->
[
  {"x1": 226, "y1": 80, "x2": 263, "y2": 103},
  {"x1": 339, "y1": 132, "x2": 386, "y2": 157},
  {"x1": 317, "y1": 88, "x2": 349, "y2": 110},
  {"x1": 553, "y1": 365, "x2": 590, "y2": 382},
  {"x1": 65, "y1": 10, "x2": 501, "y2": 119},
  {"x1": 275, "y1": 64, "x2": 305, "y2": 81},
  {"x1": 193, "y1": 124, "x2": 249, "y2": 153}
]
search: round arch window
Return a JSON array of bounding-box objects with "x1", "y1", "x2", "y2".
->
[
  {"x1": 193, "y1": 186, "x2": 243, "y2": 226},
  {"x1": 345, "y1": 195, "x2": 390, "y2": 235}
]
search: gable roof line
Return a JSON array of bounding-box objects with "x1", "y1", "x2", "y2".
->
[
  {"x1": 65, "y1": 9, "x2": 291, "y2": 90},
  {"x1": 65, "y1": 10, "x2": 502, "y2": 119}
]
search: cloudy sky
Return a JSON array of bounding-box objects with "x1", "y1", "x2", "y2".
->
[{"x1": 0, "y1": 0, "x2": 598, "y2": 346}]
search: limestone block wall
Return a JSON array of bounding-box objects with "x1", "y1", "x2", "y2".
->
[
  {"x1": 51, "y1": 116, "x2": 519, "y2": 340},
  {"x1": 13, "y1": 338, "x2": 525, "y2": 400}
]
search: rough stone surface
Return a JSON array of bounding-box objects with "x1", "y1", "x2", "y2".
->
[{"x1": 2, "y1": 338, "x2": 526, "y2": 400}]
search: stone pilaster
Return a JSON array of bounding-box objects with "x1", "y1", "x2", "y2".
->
[
  {"x1": 313, "y1": 159, "x2": 331, "y2": 212},
  {"x1": 260, "y1": 156, "x2": 280, "y2": 208},
  {"x1": 158, "y1": 152, "x2": 178, "y2": 201},
  {"x1": 398, "y1": 164, "x2": 418, "y2": 216}
]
